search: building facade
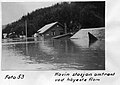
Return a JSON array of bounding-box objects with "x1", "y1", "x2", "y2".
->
[{"x1": 37, "y1": 22, "x2": 65, "y2": 38}]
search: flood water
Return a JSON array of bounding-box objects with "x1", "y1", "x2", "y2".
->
[{"x1": 2, "y1": 38, "x2": 105, "y2": 70}]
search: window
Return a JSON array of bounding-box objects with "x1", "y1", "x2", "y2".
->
[
  {"x1": 56, "y1": 25, "x2": 59, "y2": 27},
  {"x1": 51, "y1": 31, "x2": 55, "y2": 36},
  {"x1": 46, "y1": 34, "x2": 49, "y2": 36}
]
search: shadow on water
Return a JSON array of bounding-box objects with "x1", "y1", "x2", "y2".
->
[{"x1": 2, "y1": 37, "x2": 105, "y2": 70}]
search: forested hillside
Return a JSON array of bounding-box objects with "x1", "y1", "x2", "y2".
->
[{"x1": 2, "y1": 1, "x2": 105, "y2": 37}]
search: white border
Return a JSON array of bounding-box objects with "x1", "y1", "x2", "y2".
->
[{"x1": 1, "y1": 0, "x2": 120, "y2": 85}]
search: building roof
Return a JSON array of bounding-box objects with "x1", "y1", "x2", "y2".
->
[
  {"x1": 70, "y1": 27, "x2": 105, "y2": 39},
  {"x1": 37, "y1": 22, "x2": 58, "y2": 34}
]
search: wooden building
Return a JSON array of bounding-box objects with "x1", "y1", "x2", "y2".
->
[{"x1": 37, "y1": 22, "x2": 65, "y2": 38}]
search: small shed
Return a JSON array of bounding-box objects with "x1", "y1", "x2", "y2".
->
[
  {"x1": 33, "y1": 33, "x2": 39, "y2": 37},
  {"x1": 37, "y1": 22, "x2": 65, "y2": 38}
]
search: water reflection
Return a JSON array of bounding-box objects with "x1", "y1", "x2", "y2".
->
[{"x1": 2, "y1": 38, "x2": 105, "y2": 70}]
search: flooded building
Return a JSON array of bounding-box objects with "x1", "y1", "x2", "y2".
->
[
  {"x1": 71, "y1": 27, "x2": 105, "y2": 40},
  {"x1": 33, "y1": 33, "x2": 39, "y2": 37},
  {"x1": 2, "y1": 33, "x2": 7, "y2": 39},
  {"x1": 37, "y1": 22, "x2": 65, "y2": 38},
  {"x1": 8, "y1": 32, "x2": 19, "y2": 38},
  {"x1": 70, "y1": 27, "x2": 105, "y2": 49}
]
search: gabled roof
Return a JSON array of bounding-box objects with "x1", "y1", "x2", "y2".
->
[
  {"x1": 37, "y1": 22, "x2": 58, "y2": 34},
  {"x1": 70, "y1": 27, "x2": 105, "y2": 39}
]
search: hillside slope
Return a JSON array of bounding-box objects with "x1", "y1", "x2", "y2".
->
[{"x1": 2, "y1": 2, "x2": 105, "y2": 37}]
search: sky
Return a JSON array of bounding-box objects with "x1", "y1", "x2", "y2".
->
[{"x1": 2, "y1": 2, "x2": 58, "y2": 25}]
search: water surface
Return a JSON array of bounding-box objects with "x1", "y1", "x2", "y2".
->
[{"x1": 2, "y1": 38, "x2": 105, "y2": 70}]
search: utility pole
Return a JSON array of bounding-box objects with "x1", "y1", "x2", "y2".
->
[
  {"x1": 64, "y1": 23, "x2": 67, "y2": 34},
  {"x1": 23, "y1": 13, "x2": 28, "y2": 55},
  {"x1": 25, "y1": 20, "x2": 27, "y2": 40}
]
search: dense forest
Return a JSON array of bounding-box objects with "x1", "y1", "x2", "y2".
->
[{"x1": 2, "y1": 1, "x2": 105, "y2": 37}]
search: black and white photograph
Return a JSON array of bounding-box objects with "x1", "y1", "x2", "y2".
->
[{"x1": 2, "y1": 1, "x2": 105, "y2": 70}]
